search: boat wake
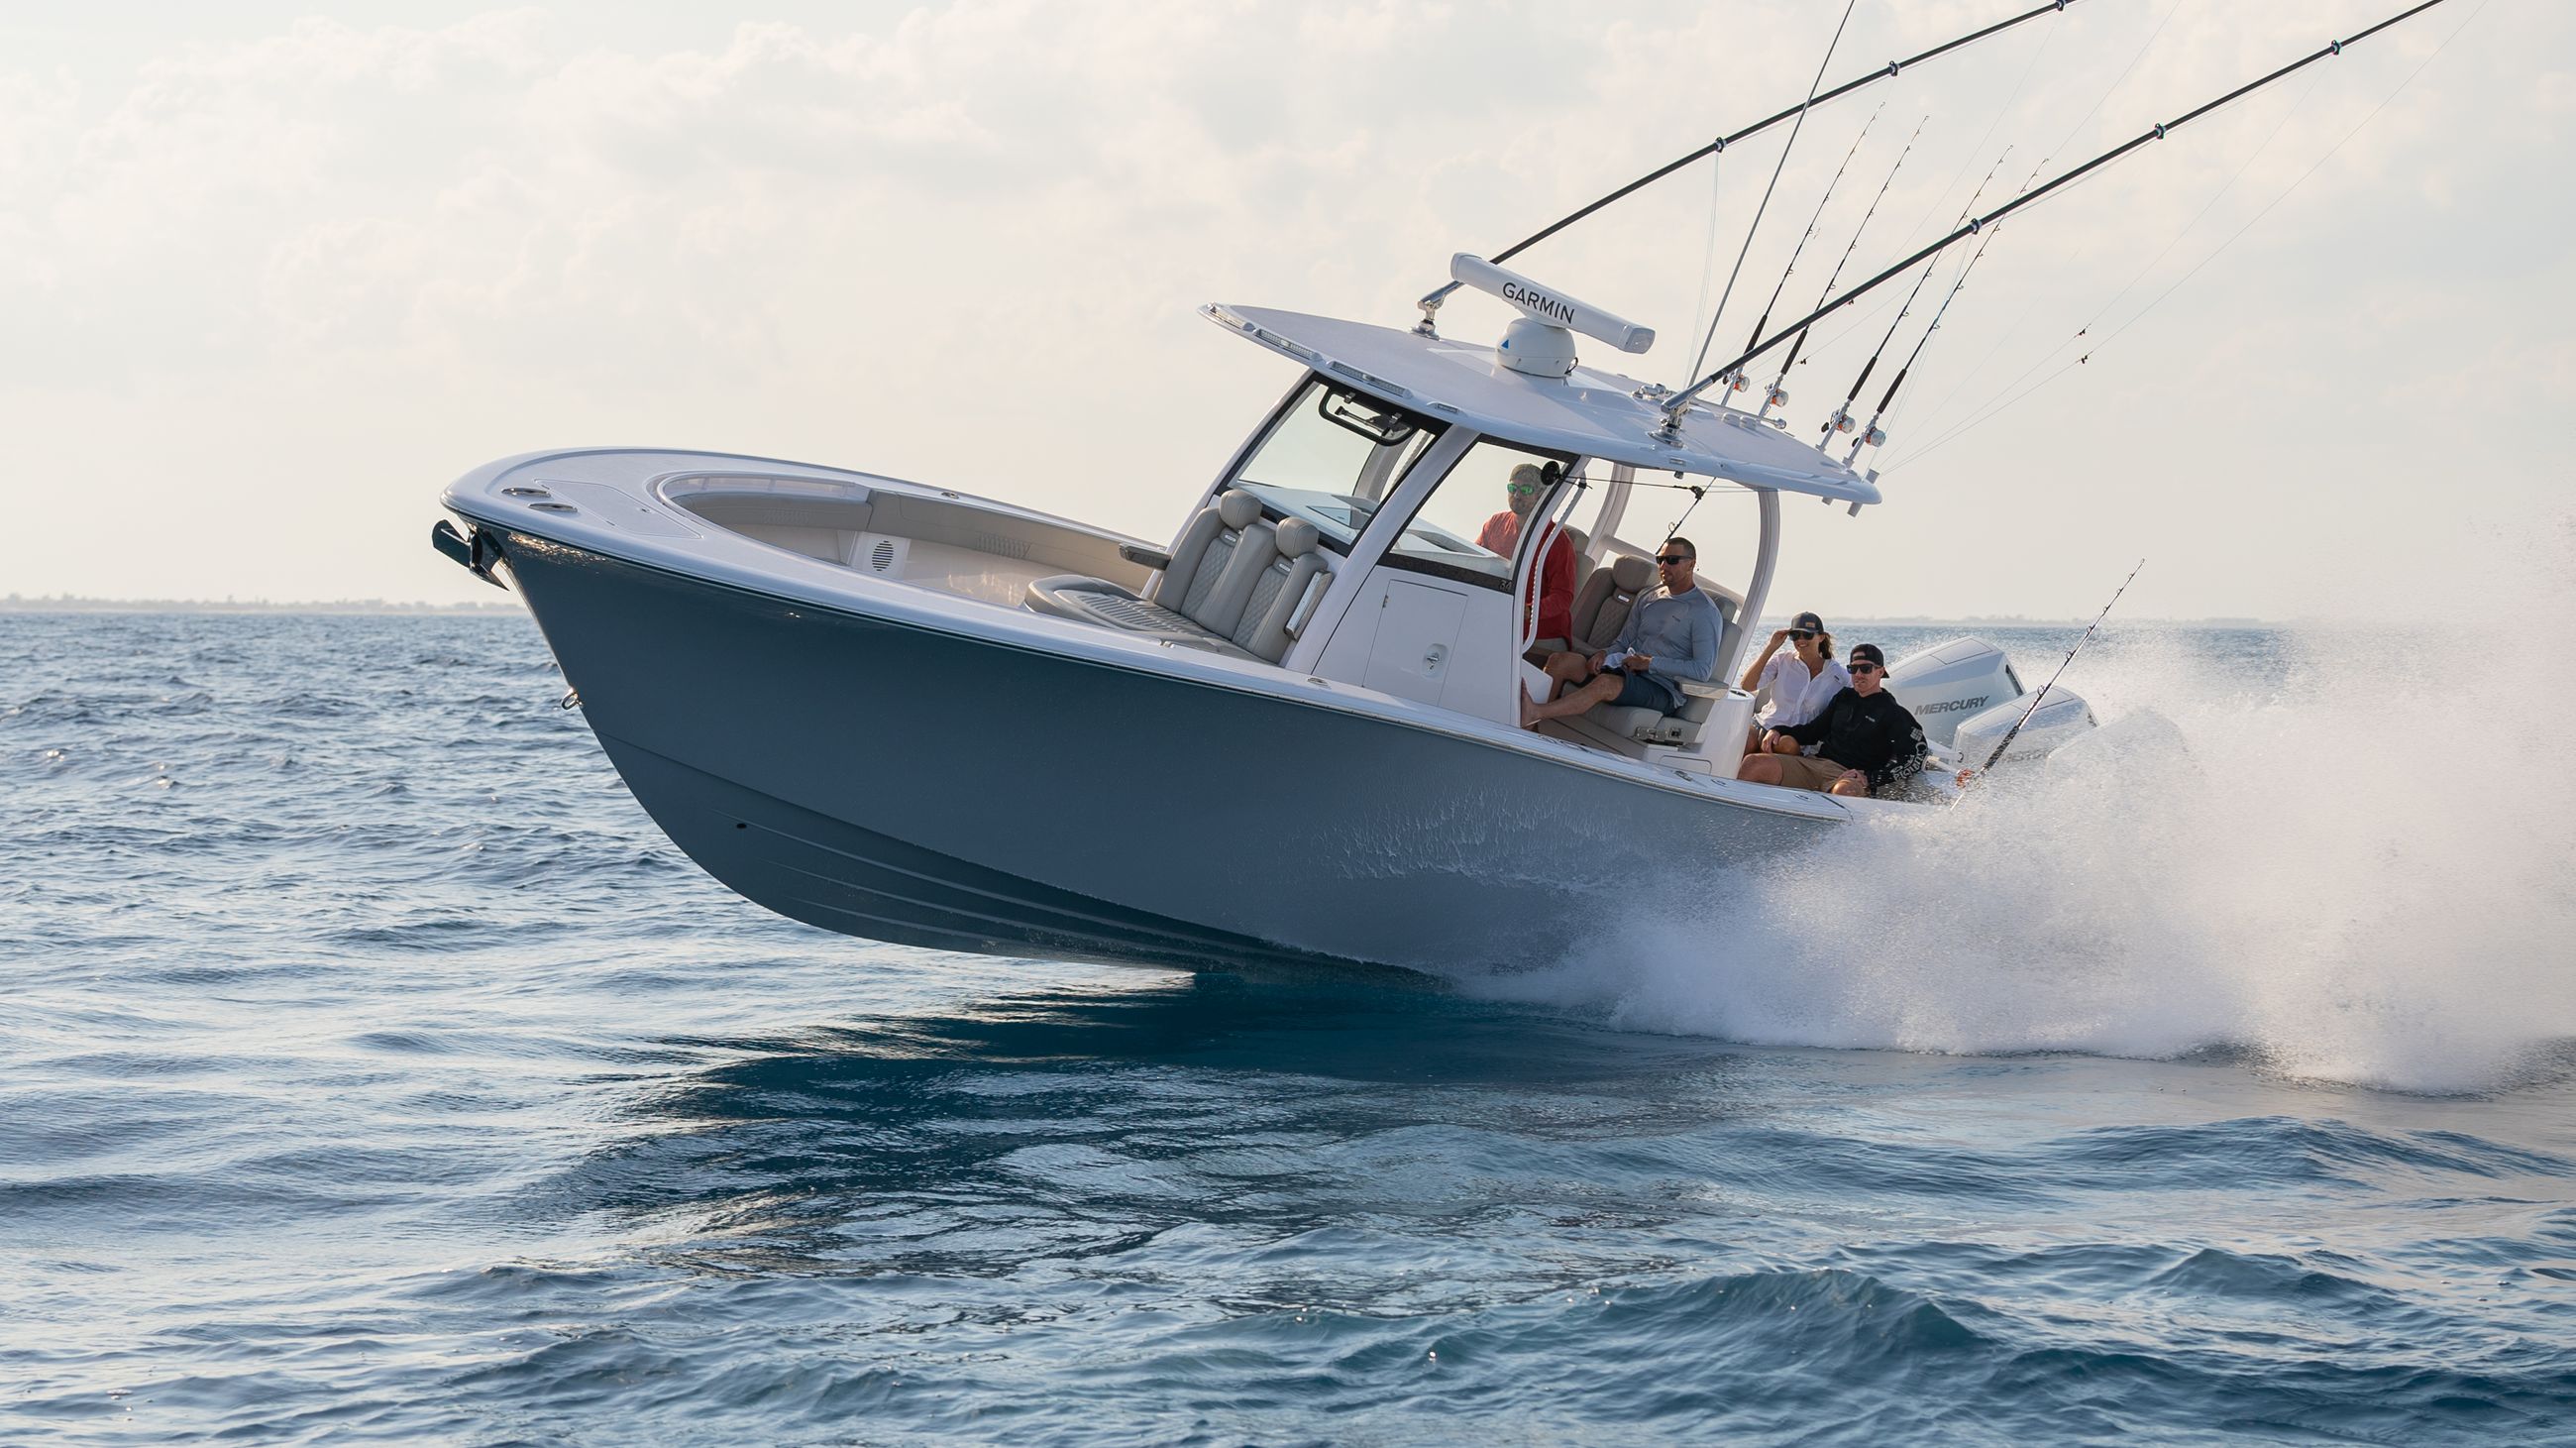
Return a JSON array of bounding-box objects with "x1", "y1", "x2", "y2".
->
[{"x1": 1470, "y1": 530, "x2": 2576, "y2": 1095}]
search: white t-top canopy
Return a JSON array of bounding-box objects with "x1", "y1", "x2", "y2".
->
[{"x1": 1205, "y1": 304, "x2": 1881, "y2": 506}]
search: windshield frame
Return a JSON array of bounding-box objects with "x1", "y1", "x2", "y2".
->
[{"x1": 1222, "y1": 375, "x2": 1449, "y2": 555}]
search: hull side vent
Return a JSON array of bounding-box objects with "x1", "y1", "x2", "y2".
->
[{"x1": 965, "y1": 530, "x2": 1035, "y2": 561}]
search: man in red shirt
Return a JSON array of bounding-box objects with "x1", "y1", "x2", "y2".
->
[{"x1": 1477, "y1": 464, "x2": 1576, "y2": 647}]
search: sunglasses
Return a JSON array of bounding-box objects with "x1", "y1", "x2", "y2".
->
[
  {"x1": 1849, "y1": 662, "x2": 1881, "y2": 674},
  {"x1": 1655, "y1": 554, "x2": 1691, "y2": 566},
  {"x1": 1506, "y1": 483, "x2": 1541, "y2": 496},
  {"x1": 1788, "y1": 629, "x2": 1816, "y2": 641}
]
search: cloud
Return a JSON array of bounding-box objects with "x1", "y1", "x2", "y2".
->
[{"x1": 0, "y1": 0, "x2": 2561, "y2": 610}]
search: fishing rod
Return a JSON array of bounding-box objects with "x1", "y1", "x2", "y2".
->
[
  {"x1": 1953, "y1": 559, "x2": 2143, "y2": 800},
  {"x1": 1660, "y1": 0, "x2": 2457, "y2": 433},
  {"x1": 1720, "y1": 102, "x2": 1881, "y2": 405},
  {"x1": 1841, "y1": 158, "x2": 2040, "y2": 462},
  {"x1": 1758, "y1": 115, "x2": 1926, "y2": 419},
  {"x1": 1413, "y1": 0, "x2": 2089, "y2": 333},
  {"x1": 1686, "y1": 0, "x2": 1860, "y2": 389},
  {"x1": 1680, "y1": 135, "x2": 1980, "y2": 543},
  {"x1": 1821, "y1": 150, "x2": 2008, "y2": 444}
]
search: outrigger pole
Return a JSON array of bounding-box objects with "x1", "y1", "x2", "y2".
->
[
  {"x1": 1715, "y1": 99, "x2": 1883, "y2": 397},
  {"x1": 1413, "y1": 0, "x2": 2088, "y2": 333},
  {"x1": 1660, "y1": 0, "x2": 2456, "y2": 434},
  {"x1": 1685, "y1": 0, "x2": 1860, "y2": 384}
]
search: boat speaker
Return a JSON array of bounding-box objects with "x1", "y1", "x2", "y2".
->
[{"x1": 847, "y1": 532, "x2": 910, "y2": 577}]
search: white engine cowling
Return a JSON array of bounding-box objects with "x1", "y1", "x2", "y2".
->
[
  {"x1": 1883, "y1": 636, "x2": 2025, "y2": 748},
  {"x1": 1954, "y1": 690, "x2": 2096, "y2": 767}
]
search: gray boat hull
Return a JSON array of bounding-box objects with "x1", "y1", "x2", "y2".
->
[{"x1": 493, "y1": 528, "x2": 1830, "y2": 974}]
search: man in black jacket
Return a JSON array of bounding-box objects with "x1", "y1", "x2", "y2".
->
[{"x1": 1736, "y1": 642, "x2": 1926, "y2": 798}]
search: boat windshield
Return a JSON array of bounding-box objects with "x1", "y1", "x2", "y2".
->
[
  {"x1": 1229, "y1": 377, "x2": 1445, "y2": 550},
  {"x1": 1383, "y1": 433, "x2": 1578, "y2": 589}
]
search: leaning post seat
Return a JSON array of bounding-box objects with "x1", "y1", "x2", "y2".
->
[
  {"x1": 1578, "y1": 678, "x2": 1730, "y2": 749},
  {"x1": 1565, "y1": 553, "x2": 1655, "y2": 654},
  {"x1": 1023, "y1": 492, "x2": 1325, "y2": 664},
  {"x1": 1566, "y1": 579, "x2": 1747, "y2": 752}
]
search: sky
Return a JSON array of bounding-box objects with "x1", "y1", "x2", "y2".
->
[{"x1": 1, "y1": 0, "x2": 2566, "y2": 620}]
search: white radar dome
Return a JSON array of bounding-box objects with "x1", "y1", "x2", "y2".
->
[{"x1": 1496, "y1": 316, "x2": 1578, "y2": 380}]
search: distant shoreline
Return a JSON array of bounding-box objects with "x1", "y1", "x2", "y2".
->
[
  {"x1": 1801, "y1": 617, "x2": 2279, "y2": 630},
  {"x1": 1, "y1": 596, "x2": 524, "y2": 615},
  {"x1": 1, "y1": 596, "x2": 2290, "y2": 627}
]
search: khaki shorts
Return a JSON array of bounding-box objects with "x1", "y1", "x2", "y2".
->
[{"x1": 1772, "y1": 753, "x2": 1866, "y2": 793}]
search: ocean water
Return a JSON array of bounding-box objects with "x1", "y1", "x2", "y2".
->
[{"x1": 4, "y1": 610, "x2": 2574, "y2": 1445}]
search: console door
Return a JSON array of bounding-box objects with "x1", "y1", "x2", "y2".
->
[{"x1": 1359, "y1": 578, "x2": 1470, "y2": 706}]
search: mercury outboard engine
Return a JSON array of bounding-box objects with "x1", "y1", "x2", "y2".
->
[{"x1": 1883, "y1": 637, "x2": 2025, "y2": 749}]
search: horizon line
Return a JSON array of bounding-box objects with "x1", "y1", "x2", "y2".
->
[{"x1": 0, "y1": 594, "x2": 2306, "y2": 626}]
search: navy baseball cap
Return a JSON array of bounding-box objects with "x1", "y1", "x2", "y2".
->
[
  {"x1": 1790, "y1": 612, "x2": 1825, "y2": 633},
  {"x1": 1849, "y1": 643, "x2": 1887, "y2": 672}
]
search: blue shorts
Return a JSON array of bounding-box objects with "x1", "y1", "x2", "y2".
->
[{"x1": 1608, "y1": 670, "x2": 1682, "y2": 716}]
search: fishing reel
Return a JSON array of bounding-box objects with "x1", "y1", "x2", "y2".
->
[
  {"x1": 1764, "y1": 383, "x2": 1789, "y2": 410},
  {"x1": 1823, "y1": 405, "x2": 1855, "y2": 437}
]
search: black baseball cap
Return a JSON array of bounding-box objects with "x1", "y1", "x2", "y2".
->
[
  {"x1": 1849, "y1": 642, "x2": 1887, "y2": 673},
  {"x1": 1789, "y1": 612, "x2": 1825, "y2": 633}
]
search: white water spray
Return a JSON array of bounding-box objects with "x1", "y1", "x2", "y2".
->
[{"x1": 1475, "y1": 523, "x2": 2576, "y2": 1094}]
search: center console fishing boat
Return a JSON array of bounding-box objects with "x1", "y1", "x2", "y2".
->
[
  {"x1": 433, "y1": 259, "x2": 2069, "y2": 972},
  {"x1": 431, "y1": 1, "x2": 2440, "y2": 973}
]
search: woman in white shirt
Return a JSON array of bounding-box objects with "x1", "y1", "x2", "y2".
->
[{"x1": 1739, "y1": 611, "x2": 1851, "y2": 755}]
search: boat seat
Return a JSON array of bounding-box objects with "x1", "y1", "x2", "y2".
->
[
  {"x1": 1567, "y1": 579, "x2": 1741, "y2": 749},
  {"x1": 1565, "y1": 554, "x2": 1654, "y2": 654},
  {"x1": 1577, "y1": 679, "x2": 1724, "y2": 748},
  {"x1": 1023, "y1": 490, "x2": 1301, "y2": 659},
  {"x1": 1224, "y1": 517, "x2": 1329, "y2": 662}
]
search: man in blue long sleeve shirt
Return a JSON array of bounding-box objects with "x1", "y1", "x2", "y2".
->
[{"x1": 1523, "y1": 536, "x2": 1727, "y2": 727}]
